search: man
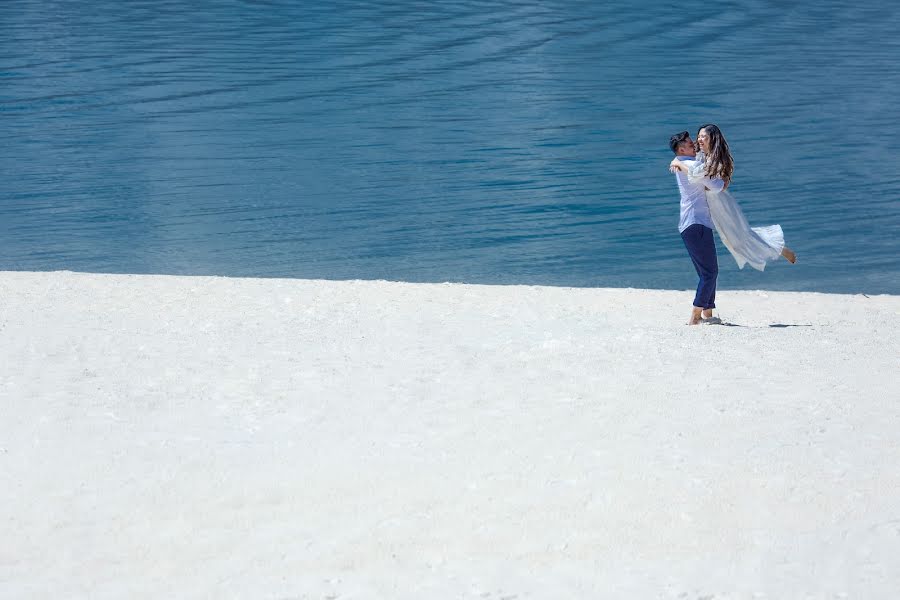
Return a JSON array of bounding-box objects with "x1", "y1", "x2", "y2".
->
[{"x1": 669, "y1": 130, "x2": 720, "y2": 325}]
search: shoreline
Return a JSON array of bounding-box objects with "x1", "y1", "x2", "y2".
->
[
  {"x1": 3, "y1": 267, "x2": 895, "y2": 297},
  {"x1": 3, "y1": 270, "x2": 899, "y2": 598}
]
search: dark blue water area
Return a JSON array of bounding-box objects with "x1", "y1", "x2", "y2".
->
[{"x1": 2, "y1": 0, "x2": 899, "y2": 294}]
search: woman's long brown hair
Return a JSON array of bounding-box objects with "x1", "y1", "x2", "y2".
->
[{"x1": 698, "y1": 124, "x2": 734, "y2": 185}]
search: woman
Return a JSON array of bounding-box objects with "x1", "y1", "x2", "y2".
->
[{"x1": 670, "y1": 124, "x2": 796, "y2": 270}]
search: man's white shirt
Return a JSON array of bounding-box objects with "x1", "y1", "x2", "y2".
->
[{"x1": 674, "y1": 156, "x2": 715, "y2": 233}]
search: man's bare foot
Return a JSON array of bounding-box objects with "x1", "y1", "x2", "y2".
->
[
  {"x1": 701, "y1": 309, "x2": 714, "y2": 319},
  {"x1": 688, "y1": 307, "x2": 703, "y2": 325},
  {"x1": 782, "y1": 247, "x2": 797, "y2": 264}
]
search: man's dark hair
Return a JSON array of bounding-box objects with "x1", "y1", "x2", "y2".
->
[{"x1": 669, "y1": 131, "x2": 690, "y2": 153}]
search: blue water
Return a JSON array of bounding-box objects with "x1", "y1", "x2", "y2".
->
[{"x1": 3, "y1": 1, "x2": 899, "y2": 294}]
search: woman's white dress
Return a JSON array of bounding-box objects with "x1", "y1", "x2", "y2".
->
[{"x1": 686, "y1": 156, "x2": 785, "y2": 271}]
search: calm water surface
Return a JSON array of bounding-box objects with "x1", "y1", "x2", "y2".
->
[{"x1": 3, "y1": 1, "x2": 899, "y2": 293}]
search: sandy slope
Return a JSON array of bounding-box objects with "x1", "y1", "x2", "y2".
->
[{"x1": 2, "y1": 271, "x2": 899, "y2": 599}]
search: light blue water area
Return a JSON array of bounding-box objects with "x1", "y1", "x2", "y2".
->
[{"x1": 2, "y1": 1, "x2": 899, "y2": 294}]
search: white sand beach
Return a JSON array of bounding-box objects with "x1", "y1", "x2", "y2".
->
[{"x1": 2, "y1": 270, "x2": 899, "y2": 599}]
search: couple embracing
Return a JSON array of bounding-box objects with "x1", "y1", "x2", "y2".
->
[{"x1": 670, "y1": 124, "x2": 797, "y2": 325}]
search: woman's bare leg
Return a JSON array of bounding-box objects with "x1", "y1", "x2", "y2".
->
[{"x1": 781, "y1": 247, "x2": 797, "y2": 264}]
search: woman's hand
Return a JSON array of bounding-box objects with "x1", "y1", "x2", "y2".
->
[{"x1": 669, "y1": 158, "x2": 685, "y2": 173}]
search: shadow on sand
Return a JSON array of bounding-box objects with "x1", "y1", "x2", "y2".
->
[{"x1": 712, "y1": 322, "x2": 813, "y2": 328}]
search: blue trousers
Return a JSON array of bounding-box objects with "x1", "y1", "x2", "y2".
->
[{"x1": 681, "y1": 224, "x2": 718, "y2": 309}]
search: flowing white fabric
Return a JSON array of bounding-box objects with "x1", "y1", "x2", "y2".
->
[{"x1": 686, "y1": 157, "x2": 785, "y2": 271}]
